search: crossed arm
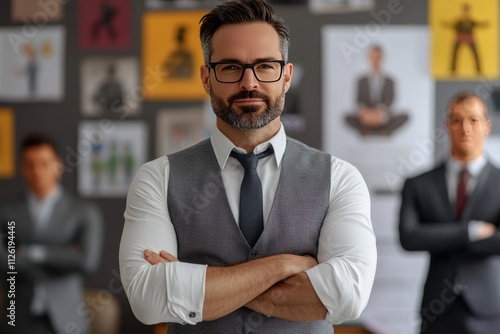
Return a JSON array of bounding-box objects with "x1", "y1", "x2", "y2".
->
[
  {"x1": 119, "y1": 158, "x2": 376, "y2": 325},
  {"x1": 144, "y1": 249, "x2": 326, "y2": 322}
]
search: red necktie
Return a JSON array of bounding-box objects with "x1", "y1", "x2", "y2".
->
[{"x1": 456, "y1": 168, "x2": 470, "y2": 219}]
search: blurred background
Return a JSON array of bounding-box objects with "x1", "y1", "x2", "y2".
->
[{"x1": 1, "y1": 0, "x2": 500, "y2": 333}]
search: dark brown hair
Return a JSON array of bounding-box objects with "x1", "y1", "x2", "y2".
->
[
  {"x1": 199, "y1": 0, "x2": 290, "y2": 63},
  {"x1": 22, "y1": 133, "x2": 59, "y2": 156},
  {"x1": 447, "y1": 91, "x2": 489, "y2": 121}
]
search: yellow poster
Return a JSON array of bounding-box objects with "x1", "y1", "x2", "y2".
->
[
  {"x1": 0, "y1": 108, "x2": 15, "y2": 178},
  {"x1": 142, "y1": 11, "x2": 208, "y2": 100},
  {"x1": 430, "y1": 0, "x2": 498, "y2": 79}
]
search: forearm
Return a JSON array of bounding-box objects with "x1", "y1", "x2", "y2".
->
[
  {"x1": 245, "y1": 272, "x2": 326, "y2": 322},
  {"x1": 203, "y1": 254, "x2": 313, "y2": 321}
]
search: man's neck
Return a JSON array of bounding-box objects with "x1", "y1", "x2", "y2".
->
[
  {"x1": 217, "y1": 118, "x2": 281, "y2": 153},
  {"x1": 451, "y1": 150, "x2": 483, "y2": 164},
  {"x1": 32, "y1": 185, "x2": 59, "y2": 201}
]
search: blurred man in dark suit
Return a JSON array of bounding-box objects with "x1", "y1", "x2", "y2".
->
[{"x1": 399, "y1": 92, "x2": 500, "y2": 334}]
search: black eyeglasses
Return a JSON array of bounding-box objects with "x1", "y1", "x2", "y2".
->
[{"x1": 207, "y1": 60, "x2": 285, "y2": 83}]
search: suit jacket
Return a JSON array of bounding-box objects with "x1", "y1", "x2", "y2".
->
[
  {"x1": 399, "y1": 162, "x2": 500, "y2": 318},
  {"x1": 357, "y1": 74, "x2": 394, "y2": 109},
  {"x1": 0, "y1": 191, "x2": 103, "y2": 334}
]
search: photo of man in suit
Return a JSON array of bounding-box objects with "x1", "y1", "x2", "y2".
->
[
  {"x1": 345, "y1": 45, "x2": 409, "y2": 136},
  {"x1": 399, "y1": 92, "x2": 500, "y2": 334},
  {"x1": 0, "y1": 133, "x2": 104, "y2": 334}
]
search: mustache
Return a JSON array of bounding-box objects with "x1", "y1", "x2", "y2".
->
[{"x1": 228, "y1": 90, "x2": 270, "y2": 104}]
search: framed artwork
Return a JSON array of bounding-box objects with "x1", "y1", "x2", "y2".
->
[
  {"x1": 0, "y1": 108, "x2": 14, "y2": 178},
  {"x1": 310, "y1": 0, "x2": 374, "y2": 13},
  {"x1": 322, "y1": 25, "x2": 434, "y2": 193},
  {"x1": 77, "y1": 121, "x2": 147, "y2": 197},
  {"x1": 78, "y1": 0, "x2": 131, "y2": 50},
  {"x1": 142, "y1": 11, "x2": 207, "y2": 100},
  {"x1": 81, "y1": 57, "x2": 141, "y2": 117},
  {"x1": 156, "y1": 106, "x2": 207, "y2": 157},
  {"x1": 0, "y1": 26, "x2": 65, "y2": 101},
  {"x1": 11, "y1": 0, "x2": 63, "y2": 22},
  {"x1": 146, "y1": 0, "x2": 306, "y2": 9},
  {"x1": 430, "y1": 0, "x2": 499, "y2": 79},
  {"x1": 146, "y1": 0, "x2": 219, "y2": 10}
]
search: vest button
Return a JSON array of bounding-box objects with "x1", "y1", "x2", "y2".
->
[
  {"x1": 189, "y1": 312, "x2": 196, "y2": 318},
  {"x1": 251, "y1": 250, "x2": 258, "y2": 257}
]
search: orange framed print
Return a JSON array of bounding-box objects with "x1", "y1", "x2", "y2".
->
[
  {"x1": 0, "y1": 108, "x2": 14, "y2": 178},
  {"x1": 142, "y1": 11, "x2": 207, "y2": 100}
]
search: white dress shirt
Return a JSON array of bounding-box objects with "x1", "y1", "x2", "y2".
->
[{"x1": 119, "y1": 124, "x2": 377, "y2": 326}]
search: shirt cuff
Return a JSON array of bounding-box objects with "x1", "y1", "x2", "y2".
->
[
  {"x1": 306, "y1": 263, "x2": 343, "y2": 325},
  {"x1": 165, "y1": 261, "x2": 207, "y2": 325},
  {"x1": 27, "y1": 245, "x2": 47, "y2": 263},
  {"x1": 468, "y1": 220, "x2": 484, "y2": 242}
]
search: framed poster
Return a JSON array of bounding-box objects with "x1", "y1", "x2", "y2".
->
[
  {"x1": 0, "y1": 108, "x2": 14, "y2": 178},
  {"x1": 0, "y1": 26, "x2": 65, "y2": 101},
  {"x1": 430, "y1": 0, "x2": 498, "y2": 79},
  {"x1": 322, "y1": 26, "x2": 434, "y2": 193},
  {"x1": 156, "y1": 106, "x2": 206, "y2": 157},
  {"x1": 78, "y1": 0, "x2": 131, "y2": 50},
  {"x1": 11, "y1": 0, "x2": 63, "y2": 22},
  {"x1": 81, "y1": 57, "x2": 140, "y2": 117},
  {"x1": 77, "y1": 121, "x2": 147, "y2": 197},
  {"x1": 142, "y1": 11, "x2": 207, "y2": 100},
  {"x1": 310, "y1": 0, "x2": 374, "y2": 13}
]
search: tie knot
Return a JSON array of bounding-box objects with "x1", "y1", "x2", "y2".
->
[
  {"x1": 230, "y1": 146, "x2": 274, "y2": 170},
  {"x1": 460, "y1": 168, "x2": 470, "y2": 181}
]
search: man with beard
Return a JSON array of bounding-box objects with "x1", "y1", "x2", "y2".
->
[{"x1": 119, "y1": 0, "x2": 376, "y2": 333}]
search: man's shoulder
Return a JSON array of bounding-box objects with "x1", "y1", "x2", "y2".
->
[
  {"x1": 286, "y1": 137, "x2": 329, "y2": 156},
  {"x1": 167, "y1": 139, "x2": 211, "y2": 159},
  {"x1": 406, "y1": 163, "x2": 445, "y2": 184},
  {"x1": 0, "y1": 196, "x2": 25, "y2": 215}
]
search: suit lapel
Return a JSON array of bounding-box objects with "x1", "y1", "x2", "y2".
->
[
  {"x1": 461, "y1": 162, "x2": 492, "y2": 220},
  {"x1": 44, "y1": 195, "x2": 71, "y2": 235},
  {"x1": 17, "y1": 198, "x2": 37, "y2": 241},
  {"x1": 432, "y1": 163, "x2": 455, "y2": 220}
]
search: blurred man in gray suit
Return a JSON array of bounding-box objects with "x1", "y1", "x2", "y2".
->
[
  {"x1": 0, "y1": 134, "x2": 103, "y2": 334},
  {"x1": 399, "y1": 92, "x2": 500, "y2": 334}
]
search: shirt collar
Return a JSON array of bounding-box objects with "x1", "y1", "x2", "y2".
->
[
  {"x1": 210, "y1": 123, "x2": 287, "y2": 170},
  {"x1": 28, "y1": 185, "x2": 63, "y2": 205},
  {"x1": 447, "y1": 154, "x2": 487, "y2": 178}
]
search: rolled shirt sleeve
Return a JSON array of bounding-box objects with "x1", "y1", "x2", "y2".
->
[
  {"x1": 306, "y1": 157, "x2": 377, "y2": 324},
  {"x1": 119, "y1": 157, "x2": 207, "y2": 325}
]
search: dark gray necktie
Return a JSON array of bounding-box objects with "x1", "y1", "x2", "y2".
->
[{"x1": 230, "y1": 146, "x2": 274, "y2": 247}]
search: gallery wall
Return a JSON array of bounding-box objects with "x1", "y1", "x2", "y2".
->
[{"x1": 1, "y1": 1, "x2": 500, "y2": 333}]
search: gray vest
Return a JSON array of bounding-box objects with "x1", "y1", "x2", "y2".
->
[{"x1": 167, "y1": 138, "x2": 332, "y2": 334}]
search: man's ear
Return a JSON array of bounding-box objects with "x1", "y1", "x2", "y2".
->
[{"x1": 284, "y1": 63, "x2": 293, "y2": 93}]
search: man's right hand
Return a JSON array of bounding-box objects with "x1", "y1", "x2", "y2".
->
[{"x1": 478, "y1": 222, "x2": 496, "y2": 240}]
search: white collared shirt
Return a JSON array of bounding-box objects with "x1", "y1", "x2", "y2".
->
[
  {"x1": 27, "y1": 186, "x2": 62, "y2": 231},
  {"x1": 446, "y1": 154, "x2": 486, "y2": 204},
  {"x1": 119, "y1": 124, "x2": 376, "y2": 325}
]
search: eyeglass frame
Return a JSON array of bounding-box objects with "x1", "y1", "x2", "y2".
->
[{"x1": 206, "y1": 60, "x2": 286, "y2": 83}]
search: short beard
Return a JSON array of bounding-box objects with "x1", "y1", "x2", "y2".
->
[{"x1": 210, "y1": 83, "x2": 285, "y2": 130}]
